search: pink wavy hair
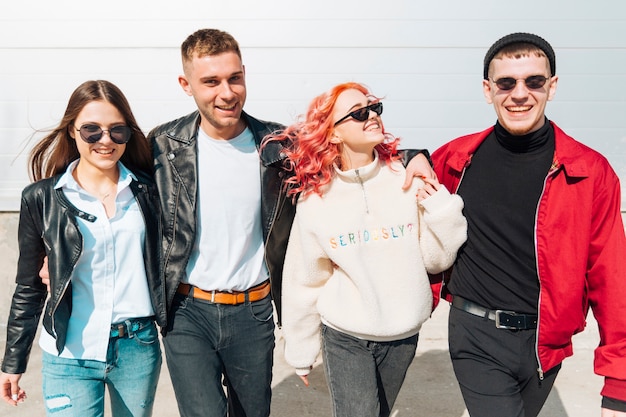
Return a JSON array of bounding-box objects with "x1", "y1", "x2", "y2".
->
[{"x1": 267, "y1": 82, "x2": 400, "y2": 198}]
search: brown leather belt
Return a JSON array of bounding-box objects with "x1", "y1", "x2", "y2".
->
[{"x1": 177, "y1": 281, "x2": 270, "y2": 305}]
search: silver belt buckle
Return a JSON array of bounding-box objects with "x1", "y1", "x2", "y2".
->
[{"x1": 495, "y1": 310, "x2": 517, "y2": 329}]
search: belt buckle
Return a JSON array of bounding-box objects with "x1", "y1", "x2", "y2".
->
[{"x1": 495, "y1": 310, "x2": 517, "y2": 329}]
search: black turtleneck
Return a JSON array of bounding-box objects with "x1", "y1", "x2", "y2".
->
[{"x1": 448, "y1": 119, "x2": 555, "y2": 314}]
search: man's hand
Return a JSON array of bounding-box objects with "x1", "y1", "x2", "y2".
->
[
  {"x1": 0, "y1": 372, "x2": 26, "y2": 406},
  {"x1": 403, "y1": 153, "x2": 436, "y2": 190},
  {"x1": 39, "y1": 256, "x2": 50, "y2": 292}
]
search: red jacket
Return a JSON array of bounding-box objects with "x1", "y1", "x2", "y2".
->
[{"x1": 431, "y1": 121, "x2": 626, "y2": 401}]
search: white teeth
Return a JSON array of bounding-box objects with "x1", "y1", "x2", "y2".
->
[
  {"x1": 95, "y1": 149, "x2": 113, "y2": 155},
  {"x1": 508, "y1": 106, "x2": 532, "y2": 112}
]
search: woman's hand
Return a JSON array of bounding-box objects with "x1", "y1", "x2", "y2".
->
[
  {"x1": 296, "y1": 366, "x2": 313, "y2": 387},
  {"x1": 417, "y1": 177, "x2": 441, "y2": 201},
  {"x1": 0, "y1": 372, "x2": 26, "y2": 406},
  {"x1": 298, "y1": 374, "x2": 310, "y2": 387}
]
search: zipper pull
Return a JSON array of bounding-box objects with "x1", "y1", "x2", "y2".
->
[{"x1": 537, "y1": 367, "x2": 544, "y2": 381}]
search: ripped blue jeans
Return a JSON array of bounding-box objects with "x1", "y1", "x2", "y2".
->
[{"x1": 41, "y1": 321, "x2": 161, "y2": 417}]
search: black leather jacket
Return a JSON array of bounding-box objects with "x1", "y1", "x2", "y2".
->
[
  {"x1": 150, "y1": 111, "x2": 296, "y2": 324},
  {"x1": 1, "y1": 171, "x2": 166, "y2": 374}
]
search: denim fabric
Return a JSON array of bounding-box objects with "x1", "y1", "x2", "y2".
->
[
  {"x1": 41, "y1": 322, "x2": 161, "y2": 417},
  {"x1": 321, "y1": 324, "x2": 418, "y2": 417},
  {"x1": 448, "y1": 305, "x2": 560, "y2": 417},
  {"x1": 163, "y1": 293, "x2": 275, "y2": 417}
]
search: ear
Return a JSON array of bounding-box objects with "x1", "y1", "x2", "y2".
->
[
  {"x1": 329, "y1": 133, "x2": 342, "y2": 144},
  {"x1": 178, "y1": 75, "x2": 193, "y2": 97},
  {"x1": 68, "y1": 125, "x2": 75, "y2": 139},
  {"x1": 482, "y1": 79, "x2": 494, "y2": 104},
  {"x1": 547, "y1": 75, "x2": 558, "y2": 101}
]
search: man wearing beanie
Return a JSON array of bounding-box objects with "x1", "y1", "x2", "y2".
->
[{"x1": 430, "y1": 32, "x2": 626, "y2": 416}]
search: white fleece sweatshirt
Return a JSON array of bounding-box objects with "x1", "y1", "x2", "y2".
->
[{"x1": 281, "y1": 155, "x2": 467, "y2": 373}]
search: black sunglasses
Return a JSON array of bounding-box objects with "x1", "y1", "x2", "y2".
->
[
  {"x1": 74, "y1": 124, "x2": 132, "y2": 144},
  {"x1": 490, "y1": 75, "x2": 549, "y2": 91},
  {"x1": 333, "y1": 102, "x2": 383, "y2": 126}
]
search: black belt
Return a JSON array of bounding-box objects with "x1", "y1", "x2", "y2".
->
[
  {"x1": 110, "y1": 317, "x2": 154, "y2": 339},
  {"x1": 452, "y1": 296, "x2": 537, "y2": 330}
]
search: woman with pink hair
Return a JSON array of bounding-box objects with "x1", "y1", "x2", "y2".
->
[{"x1": 267, "y1": 82, "x2": 467, "y2": 417}]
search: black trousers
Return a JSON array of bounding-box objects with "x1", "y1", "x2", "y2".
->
[{"x1": 448, "y1": 305, "x2": 561, "y2": 417}]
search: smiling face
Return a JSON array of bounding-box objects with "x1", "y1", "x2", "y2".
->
[
  {"x1": 179, "y1": 51, "x2": 247, "y2": 140},
  {"x1": 70, "y1": 100, "x2": 126, "y2": 175},
  {"x1": 484, "y1": 54, "x2": 558, "y2": 135},
  {"x1": 331, "y1": 89, "x2": 385, "y2": 169}
]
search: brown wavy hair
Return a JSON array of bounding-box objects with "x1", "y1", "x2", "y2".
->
[{"x1": 28, "y1": 80, "x2": 152, "y2": 181}]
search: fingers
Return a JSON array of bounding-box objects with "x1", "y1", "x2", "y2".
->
[
  {"x1": 416, "y1": 177, "x2": 441, "y2": 201},
  {"x1": 40, "y1": 256, "x2": 49, "y2": 279},
  {"x1": 10, "y1": 390, "x2": 26, "y2": 405},
  {"x1": 421, "y1": 176, "x2": 441, "y2": 189},
  {"x1": 401, "y1": 175, "x2": 415, "y2": 191},
  {"x1": 40, "y1": 256, "x2": 51, "y2": 292},
  {"x1": 1, "y1": 374, "x2": 26, "y2": 406},
  {"x1": 403, "y1": 153, "x2": 437, "y2": 190},
  {"x1": 298, "y1": 374, "x2": 310, "y2": 387}
]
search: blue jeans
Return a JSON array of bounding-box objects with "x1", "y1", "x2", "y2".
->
[
  {"x1": 162, "y1": 293, "x2": 275, "y2": 417},
  {"x1": 41, "y1": 321, "x2": 161, "y2": 417},
  {"x1": 321, "y1": 325, "x2": 418, "y2": 417}
]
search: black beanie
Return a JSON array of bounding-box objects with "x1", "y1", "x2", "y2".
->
[{"x1": 483, "y1": 32, "x2": 556, "y2": 80}]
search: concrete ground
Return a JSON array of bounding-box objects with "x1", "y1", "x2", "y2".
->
[{"x1": 0, "y1": 302, "x2": 603, "y2": 417}]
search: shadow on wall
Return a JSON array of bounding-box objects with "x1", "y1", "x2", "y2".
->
[{"x1": 271, "y1": 349, "x2": 570, "y2": 417}]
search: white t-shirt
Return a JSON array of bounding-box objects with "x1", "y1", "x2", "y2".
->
[{"x1": 184, "y1": 127, "x2": 268, "y2": 292}]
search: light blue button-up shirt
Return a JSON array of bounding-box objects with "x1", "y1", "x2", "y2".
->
[{"x1": 39, "y1": 160, "x2": 154, "y2": 361}]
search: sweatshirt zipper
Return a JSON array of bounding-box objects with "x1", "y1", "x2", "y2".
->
[{"x1": 354, "y1": 169, "x2": 370, "y2": 214}]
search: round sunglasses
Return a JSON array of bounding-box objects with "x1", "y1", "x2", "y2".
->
[
  {"x1": 74, "y1": 124, "x2": 132, "y2": 144},
  {"x1": 490, "y1": 75, "x2": 549, "y2": 91},
  {"x1": 333, "y1": 102, "x2": 383, "y2": 126}
]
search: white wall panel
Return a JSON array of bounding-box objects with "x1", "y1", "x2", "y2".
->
[{"x1": 1, "y1": 0, "x2": 625, "y2": 210}]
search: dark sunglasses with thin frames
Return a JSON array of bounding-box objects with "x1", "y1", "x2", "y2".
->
[
  {"x1": 333, "y1": 102, "x2": 383, "y2": 126},
  {"x1": 490, "y1": 75, "x2": 550, "y2": 91},
  {"x1": 74, "y1": 124, "x2": 132, "y2": 144}
]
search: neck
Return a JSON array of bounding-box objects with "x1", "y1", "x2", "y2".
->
[
  {"x1": 339, "y1": 149, "x2": 375, "y2": 171},
  {"x1": 73, "y1": 161, "x2": 120, "y2": 200},
  {"x1": 201, "y1": 118, "x2": 246, "y2": 140}
]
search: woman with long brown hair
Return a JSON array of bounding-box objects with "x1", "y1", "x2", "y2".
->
[{"x1": 0, "y1": 80, "x2": 165, "y2": 417}]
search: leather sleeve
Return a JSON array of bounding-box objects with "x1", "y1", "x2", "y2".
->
[
  {"x1": 398, "y1": 148, "x2": 432, "y2": 167},
  {"x1": 2, "y1": 284, "x2": 47, "y2": 374}
]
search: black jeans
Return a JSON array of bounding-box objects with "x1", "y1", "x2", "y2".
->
[
  {"x1": 163, "y1": 293, "x2": 275, "y2": 417},
  {"x1": 322, "y1": 325, "x2": 418, "y2": 417},
  {"x1": 448, "y1": 305, "x2": 560, "y2": 417}
]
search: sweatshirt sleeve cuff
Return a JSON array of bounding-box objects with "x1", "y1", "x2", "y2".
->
[{"x1": 296, "y1": 367, "x2": 311, "y2": 376}]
